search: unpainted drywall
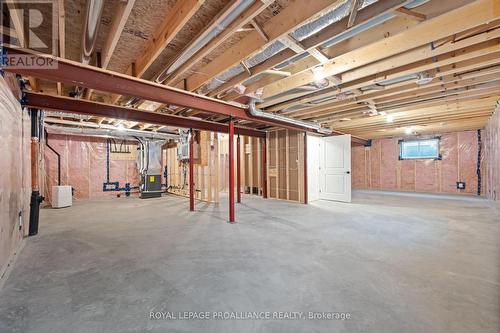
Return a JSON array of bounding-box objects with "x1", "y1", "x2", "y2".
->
[
  {"x1": 352, "y1": 130, "x2": 483, "y2": 195},
  {"x1": 0, "y1": 76, "x2": 31, "y2": 281},
  {"x1": 483, "y1": 109, "x2": 500, "y2": 200}
]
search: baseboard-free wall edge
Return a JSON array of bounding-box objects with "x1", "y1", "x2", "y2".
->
[{"x1": 0, "y1": 237, "x2": 26, "y2": 291}]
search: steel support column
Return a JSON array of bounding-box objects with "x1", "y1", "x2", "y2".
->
[
  {"x1": 229, "y1": 120, "x2": 235, "y2": 223},
  {"x1": 304, "y1": 132, "x2": 308, "y2": 204},
  {"x1": 261, "y1": 136, "x2": 267, "y2": 199},
  {"x1": 189, "y1": 129, "x2": 194, "y2": 212},
  {"x1": 236, "y1": 135, "x2": 241, "y2": 203}
]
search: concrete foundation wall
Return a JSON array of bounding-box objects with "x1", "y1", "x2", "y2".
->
[
  {"x1": 483, "y1": 109, "x2": 500, "y2": 200},
  {"x1": 0, "y1": 76, "x2": 31, "y2": 281},
  {"x1": 352, "y1": 130, "x2": 483, "y2": 196},
  {"x1": 43, "y1": 135, "x2": 140, "y2": 203}
]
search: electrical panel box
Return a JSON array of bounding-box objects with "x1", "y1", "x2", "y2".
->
[
  {"x1": 177, "y1": 129, "x2": 190, "y2": 161},
  {"x1": 52, "y1": 186, "x2": 72, "y2": 208}
]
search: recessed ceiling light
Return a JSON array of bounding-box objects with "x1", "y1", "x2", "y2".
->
[
  {"x1": 386, "y1": 115, "x2": 394, "y2": 123},
  {"x1": 404, "y1": 127, "x2": 413, "y2": 135},
  {"x1": 117, "y1": 124, "x2": 125, "y2": 131}
]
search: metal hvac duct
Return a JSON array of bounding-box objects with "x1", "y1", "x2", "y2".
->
[
  {"x1": 44, "y1": 121, "x2": 178, "y2": 141},
  {"x1": 82, "y1": 0, "x2": 105, "y2": 65},
  {"x1": 156, "y1": 0, "x2": 257, "y2": 83},
  {"x1": 247, "y1": 98, "x2": 332, "y2": 135}
]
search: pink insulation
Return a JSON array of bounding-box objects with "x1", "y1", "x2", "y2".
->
[
  {"x1": 458, "y1": 131, "x2": 479, "y2": 195},
  {"x1": 351, "y1": 146, "x2": 366, "y2": 188},
  {"x1": 400, "y1": 160, "x2": 415, "y2": 191},
  {"x1": 0, "y1": 76, "x2": 31, "y2": 278},
  {"x1": 369, "y1": 139, "x2": 381, "y2": 189},
  {"x1": 440, "y1": 133, "x2": 459, "y2": 193},
  {"x1": 483, "y1": 109, "x2": 500, "y2": 200},
  {"x1": 352, "y1": 130, "x2": 483, "y2": 196},
  {"x1": 380, "y1": 138, "x2": 398, "y2": 190},
  {"x1": 43, "y1": 134, "x2": 141, "y2": 203}
]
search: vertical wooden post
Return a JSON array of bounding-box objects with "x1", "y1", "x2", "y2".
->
[
  {"x1": 304, "y1": 132, "x2": 308, "y2": 204},
  {"x1": 237, "y1": 135, "x2": 241, "y2": 203},
  {"x1": 262, "y1": 137, "x2": 267, "y2": 199},
  {"x1": 189, "y1": 129, "x2": 194, "y2": 211},
  {"x1": 229, "y1": 120, "x2": 235, "y2": 223}
]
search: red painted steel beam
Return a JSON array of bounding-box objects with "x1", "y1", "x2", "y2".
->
[
  {"x1": 229, "y1": 120, "x2": 235, "y2": 223},
  {"x1": 4, "y1": 47, "x2": 334, "y2": 134},
  {"x1": 24, "y1": 92, "x2": 266, "y2": 138},
  {"x1": 261, "y1": 137, "x2": 267, "y2": 199},
  {"x1": 304, "y1": 132, "x2": 308, "y2": 204},
  {"x1": 236, "y1": 135, "x2": 241, "y2": 204},
  {"x1": 189, "y1": 130, "x2": 194, "y2": 212}
]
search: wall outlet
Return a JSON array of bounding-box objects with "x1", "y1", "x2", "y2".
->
[{"x1": 456, "y1": 182, "x2": 466, "y2": 189}]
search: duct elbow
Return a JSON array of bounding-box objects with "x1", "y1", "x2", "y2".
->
[{"x1": 247, "y1": 98, "x2": 332, "y2": 135}]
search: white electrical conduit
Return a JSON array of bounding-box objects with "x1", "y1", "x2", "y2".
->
[{"x1": 247, "y1": 98, "x2": 332, "y2": 134}]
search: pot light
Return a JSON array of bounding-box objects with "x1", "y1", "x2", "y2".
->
[
  {"x1": 386, "y1": 115, "x2": 394, "y2": 123},
  {"x1": 404, "y1": 127, "x2": 413, "y2": 135},
  {"x1": 117, "y1": 124, "x2": 125, "y2": 131}
]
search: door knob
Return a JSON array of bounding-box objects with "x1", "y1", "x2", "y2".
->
[{"x1": 346, "y1": 171, "x2": 350, "y2": 174}]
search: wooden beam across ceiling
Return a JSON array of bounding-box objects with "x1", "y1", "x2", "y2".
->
[
  {"x1": 162, "y1": 0, "x2": 273, "y2": 86},
  {"x1": 211, "y1": 0, "x2": 417, "y2": 100},
  {"x1": 132, "y1": 0, "x2": 204, "y2": 79},
  {"x1": 268, "y1": 25, "x2": 500, "y2": 115},
  {"x1": 259, "y1": 0, "x2": 499, "y2": 100},
  {"x1": 182, "y1": 0, "x2": 347, "y2": 92},
  {"x1": 86, "y1": 0, "x2": 136, "y2": 100}
]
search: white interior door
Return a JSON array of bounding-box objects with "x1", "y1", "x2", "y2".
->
[{"x1": 319, "y1": 135, "x2": 351, "y2": 202}]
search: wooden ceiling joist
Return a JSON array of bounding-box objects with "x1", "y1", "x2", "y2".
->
[
  {"x1": 211, "y1": 0, "x2": 413, "y2": 100},
  {"x1": 259, "y1": 0, "x2": 499, "y2": 100},
  {"x1": 163, "y1": 0, "x2": 273, "y2": 86},
  {"x1": 133, "y1": 0, "x2": 204, "y2": 79},
  {"x1": 182, "y1": 0, "x2": 347, "y2": 92}
]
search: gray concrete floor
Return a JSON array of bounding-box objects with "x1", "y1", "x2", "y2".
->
[{"x1": 0, "y1": 191, "x2": 499, "y2": 333}]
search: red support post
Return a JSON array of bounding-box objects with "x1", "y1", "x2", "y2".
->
[
  {"x1": 189, "y1": 129, "x2": 195, "y2": 212},
  {"x1": 237, "y1": 135, "x2": 241, "y2": 203},
  {"x1": 304, "y1": 132, "x2": 308, "y2": 204},
  {"x1": 262, "y1": 137, "x2": 267, "y2": 199},
  {"x1": 229, "y1": 120, "x2": 235, "y2": 223}
]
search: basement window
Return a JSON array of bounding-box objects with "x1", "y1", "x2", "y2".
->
[{"x1": 399, "y1": 138, "x2": 441, "y2": 160}]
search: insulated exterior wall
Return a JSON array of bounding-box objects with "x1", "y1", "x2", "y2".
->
[
  {"x1": 43, "y1": 135, "x2": 140, "y2": 203},
  {"x1": 484, "y1": 109, "x2": 500, "y2": 200},
  {"x1": 0, "y1": 76, "x2": 31, "y2": 281},
  {"x1": 352, "y1": 130, "x2": 482, "y2": 195}
]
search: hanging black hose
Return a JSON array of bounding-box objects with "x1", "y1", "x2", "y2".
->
[
  {"x1": 44, "y1": 130, "x2": 61, "y2": 186},
  {"x1": 477, "y1": 130, "x2": 482, "y2": 196}
]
